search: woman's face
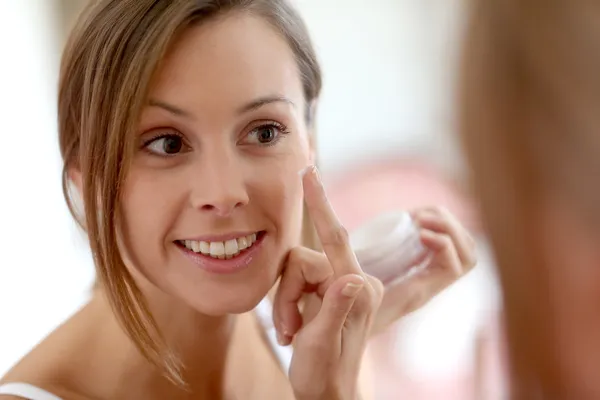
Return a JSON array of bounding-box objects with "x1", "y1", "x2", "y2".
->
[{"x1": 120, "y1": 12, "x2": 313, "y2": 315}]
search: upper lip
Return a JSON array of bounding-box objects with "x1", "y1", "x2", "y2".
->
[{"x1": 178, "y1": 231, "x2": 262, "y2": 242}]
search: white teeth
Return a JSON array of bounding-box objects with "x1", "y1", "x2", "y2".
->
[
  {"x1": 191, "y1": 241, "x2": 201, "y2": 253},
  {"x1": 237, "y1": 236, "x2": 248, "y2": 250},
  {"x1": 200, "y1": 241, "x2": 210, "y2": 254},
  {"x1": 182, "y1": 233, "x2": 260, "y2": 259},
  {"x1": 224, "y1": 239, "x2": 239, "y2": 256},
  {"x1": 209, "y1": 242, "x2": 225, "y2": 257}
]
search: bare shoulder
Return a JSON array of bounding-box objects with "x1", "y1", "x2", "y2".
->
[
  {"x1": 0, "y1": 303, "x2": 97, "y2": 400},
  {"x1": 0, "y1": 341, "x2": 70, "y2": 400},
  {"x1": 0, "y1": 346, "x2": 99, "y2": 400}
]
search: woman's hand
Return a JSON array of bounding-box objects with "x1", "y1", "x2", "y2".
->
[
  {"x1": 371, "y1": 206, "x2": 477, "y2": 335},
  {"x1": 274, "y1": 166, "x2": 384, "y2": 400}
]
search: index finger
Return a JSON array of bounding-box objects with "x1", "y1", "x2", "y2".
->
[{"x1": 301, "y1": 165, "x2": 363, "y2": 275}]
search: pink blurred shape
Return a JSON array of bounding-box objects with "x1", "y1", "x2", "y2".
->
[
  {"x1": 325, "y1": 159, "x2": 479, "y2": 233},
  {"x1": 325, "y1": 157, "x2": 484, "y2": 400}
]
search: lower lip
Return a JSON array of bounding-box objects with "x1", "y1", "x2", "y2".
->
[{"x1": 176, "y1": 233, "x2": 266, "y2": 275}]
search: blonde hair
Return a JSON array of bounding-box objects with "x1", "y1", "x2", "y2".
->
[
  {"x1": 460, "y1": 1, "x2": 600, "y2": 397},
  {"x1": 58, "y1": 0, "x2": 322, "y2": 384}
]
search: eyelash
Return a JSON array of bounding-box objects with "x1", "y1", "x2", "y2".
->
[
  {"x1": 141, "y1": 131, "x2": 181, "y2": 145},
  {"x1": 248, "y1": 121, "x2": 291, "y2": 147},
  {"x1": 140, "y1": 130, "x2": 186, "y2": 151},
  {"x1": 140, "y1": 120, "x2": 290, "y2": 156}
]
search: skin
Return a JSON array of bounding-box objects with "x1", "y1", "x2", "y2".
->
[
  {"x1": 274, "y1": 207, "x2": 477, "y2": 341},
  {"x1": 2, "y1": 12, "x2": 312, "y2": 400},
  {"x1": 0, "y1": 10, "x2": 476, "y2": 400},
  {"x1": 373, "y1": 206, "x2": 477, "y2": 334},
  {"x1": 121, "y1": 12, "x2": 310, "y2": 318}
]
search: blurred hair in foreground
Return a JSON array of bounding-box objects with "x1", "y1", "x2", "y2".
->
[{"x1": 460, "y1": 1, "x2": 600, "y2": 398}]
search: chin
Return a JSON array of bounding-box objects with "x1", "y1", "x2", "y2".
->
[
  {"x1": 173, "y1": 272, "x2": 275, "y2": 316},
  {"x1": 186, "y1": 289, "x2": 269, "y2": 316}
]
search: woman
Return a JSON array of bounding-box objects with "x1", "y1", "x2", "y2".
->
[
  {"x1": 0, "y1": 1, "x2": 475, "y2": 399},
  {"x1": 460, "y1": 1, "x2": 600, "y2": 398}
]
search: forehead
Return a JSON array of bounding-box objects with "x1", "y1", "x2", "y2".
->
[{"x1": 149, "y1": 12, "x2": 304, "y2": 111}]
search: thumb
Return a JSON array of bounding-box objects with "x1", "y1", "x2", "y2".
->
[{"x1": 311, "y1": 274, "x2": 365, "y2": 334}]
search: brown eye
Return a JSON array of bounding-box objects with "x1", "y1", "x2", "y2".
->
[
  {"x1": 243, "y1": 122, "x2": 289, "y2": 147},
  {"x1": 256, "y1": 126, "x2": 276, "y2": 144},
  {"x1": 145, "y1": 134, "x2": 185, "y2": 155}
]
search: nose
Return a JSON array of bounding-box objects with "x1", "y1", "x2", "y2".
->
[{"x1": 189, "y1": 154, "x2": 250, "y2": 217}]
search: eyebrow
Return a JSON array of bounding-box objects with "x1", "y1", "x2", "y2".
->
[
  {"x1": 237, "y1": 95, "x2": 296, "y2": 114},
  {"x1": 148, "y1": 99, "x2": 191, "y2": 117},
  {"x1": 147, "y1": 95, "x2": 296, "y2": 118}
]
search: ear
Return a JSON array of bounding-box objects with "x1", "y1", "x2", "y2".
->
[
  {"x1": 68, "y1": 167, "x2": 83, "y2": 198},
  {"x1": 66, "y1": 166, "x2": 88, "y2": 229}
]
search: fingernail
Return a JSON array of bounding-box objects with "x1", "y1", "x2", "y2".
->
[
  {"x1": 298, "y1": 165, "x2": 321, "y2": 182},
  {"x1": 298, "y1": 165, "x2": 313, "y2": 177},
  {"x1": 281, "y1": 323, "x2": 291, "y2": 337},
  {"x1": 312, "y1": 166, "x2": 321, "y2": 183},
  {"x1": 342, "y1": 282, "x2": 364, "y2": 297},
  {"x1": 277, "y1": 331, "x2": 288, "y2": 346}
]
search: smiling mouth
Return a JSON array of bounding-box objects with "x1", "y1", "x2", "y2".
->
[{"x1": 175, "y1": 231, "x2": 265, "y2": 260}]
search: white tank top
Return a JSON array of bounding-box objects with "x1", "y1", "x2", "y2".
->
[
  {"x1": 0, "y1": 383, "x2": 63, "y2": 400},
  {"x1": 0, "y1": 298, "x2": 291, "y2": 400}
]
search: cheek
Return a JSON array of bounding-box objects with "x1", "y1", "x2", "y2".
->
[
  {"x1": 119, "y1": 169, "x2": 183, "y2": 262},
  {"x1": 248, "y1": 149, "x2": 308, "y2": 242}
]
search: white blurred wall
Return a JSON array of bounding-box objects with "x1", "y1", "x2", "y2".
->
[
  {"x1": 0, "y1": 0, "x2": 95, "y2": 375},
  {"x1": 0, "y1": 0, "x2": 479, "y2": 379},
  {"x1": 295, "y1": 0, "x2": 466, "y2": 175}
]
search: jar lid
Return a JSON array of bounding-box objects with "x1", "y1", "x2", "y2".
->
[
  {"x1": 350, "y1": 211, "x2": 428, "y2": 283},
  {"x1": 351, "y1": 211, "x2": 415, "y2": 258}
]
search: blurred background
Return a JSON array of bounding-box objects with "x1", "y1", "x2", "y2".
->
[{"x1": 0, "y1": 1, "x2": 505, "y2": 398}]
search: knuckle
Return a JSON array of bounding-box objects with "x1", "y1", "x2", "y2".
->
[
  {"x1": 372, "y1": 288, "x2": 384, "y2": 310},
  {"x1": 368, "y1": 276, "x2": 385, "y2": 301},
  {"x1": 286, "y1": 247, "x2": 303, "y2": 265},
  {"x1": 355, "y1": 276, "x2": 384, "y2": 313},
  {"x1": 310, "y1": 254, "x2": 334, "y2": 282},
  {"x1": 430, "y1": 205, "x2": 447, "y2": 215},
  {"x1": 440, "y1": 234, "x2": 453, "y2": 249},
  {"x1": 438, "y1": 205, "x2": 451, "y2": 217},
  {"x1": 449, "y1": 264, "x2": 463, "y2": 279},
  {"x1": 323, "y1": 224, "x2": 350, "y2": 246}
]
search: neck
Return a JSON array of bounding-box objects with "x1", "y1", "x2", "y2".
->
[{"x1": 94, "y1": 286, "x2": 239, "y2": 399}]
